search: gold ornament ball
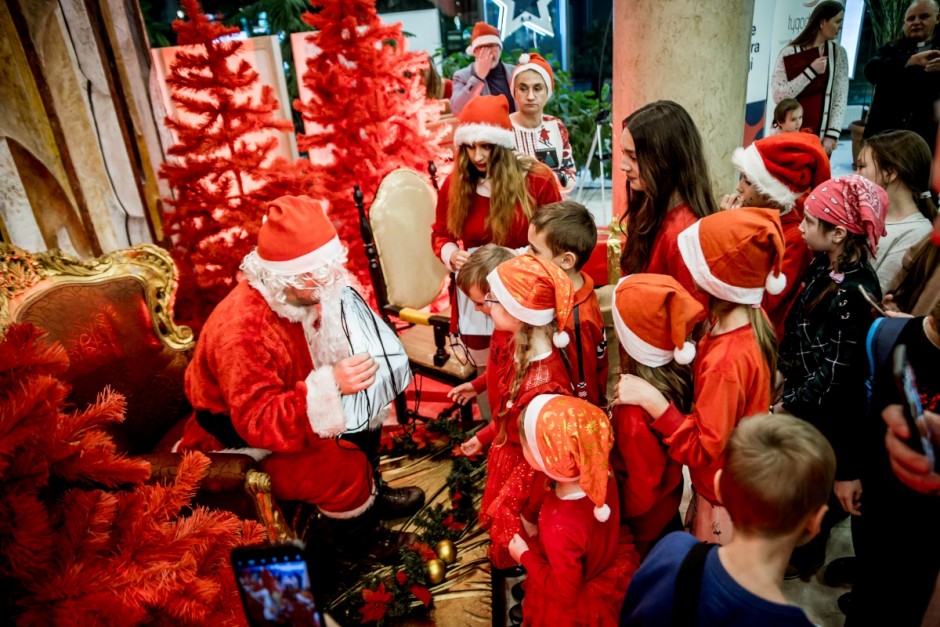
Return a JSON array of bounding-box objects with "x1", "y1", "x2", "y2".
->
[
  {"x1": 435, "y1": 539, "x2": 457, "y2": 565},
  {"x1": 426, "y1": 558, "x2": 447, "y2": 584}
]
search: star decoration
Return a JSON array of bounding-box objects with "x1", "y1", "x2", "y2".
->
[{"x1": 491, "y1": 0, "x2": 555, "y2": 38}]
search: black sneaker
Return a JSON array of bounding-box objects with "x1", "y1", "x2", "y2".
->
[{"x1": 822, "y1": 556, "x2": 857, "y2": 587}]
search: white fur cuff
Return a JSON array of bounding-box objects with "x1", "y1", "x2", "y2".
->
[{"x1": 305, "y1": 367, "x2": 347, "y2": 438}]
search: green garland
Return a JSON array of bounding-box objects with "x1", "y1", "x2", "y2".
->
[{"x1": 332, "y1": 415, "x2": 485, "y2": 625}]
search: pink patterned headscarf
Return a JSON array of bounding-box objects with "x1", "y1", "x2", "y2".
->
[{"x1": 804, "y1": 174, "x2": 888, "y2": 255}]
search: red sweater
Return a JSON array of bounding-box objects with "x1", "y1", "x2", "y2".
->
[
  {"x1": 610, "y1": 404, "x2": 683, "y2": 545},
  {"x1": 762, "y1": 202, "x2": 812, "y2": 341},
  {"x1": 564, "y1": 273, "x2": 608, "y2": 407},
  {"x1": 645, "y1": 203, "x2": 708, "y2": 308},
  {"x1": 651, "y1": 324, "x2": 771, "y2": 504},
  {"x1": 520, "y1": 475, "x2": 638, "y2": 626},
  {"x1": 430, "y1": 165, "x2": 561, "y2": 259},
  {"x1": 471, "y1": 329, "x2": 514, "y2": 446}
]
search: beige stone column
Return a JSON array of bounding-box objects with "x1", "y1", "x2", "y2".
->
[{"x1": 611, "y1": 0, "x2": 755, "y2": 222}]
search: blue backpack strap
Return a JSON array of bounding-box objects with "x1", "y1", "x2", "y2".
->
[{"x1": 865, "y1": 317, "x2": 909, "y2": 400}]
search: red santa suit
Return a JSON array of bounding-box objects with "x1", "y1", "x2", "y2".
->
[
  {"x1": 181, "y1": 282, "x2": 374, "y2": 517},
  {"x1": 564, "y1": 273, "x2": 608, "y2": 406},
  {"x1": 480, "y1": 349, "x2": 572, "y2": 568},
  {"x1": 470, "y1": 329, "x2": 514, "y2": 437}
]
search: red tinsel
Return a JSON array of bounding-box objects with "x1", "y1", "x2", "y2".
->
[
  {"x1": 159, "y1": 0, "x2": 305, "y2": 331},
  {"x1": 294, "y1": 0, "x2": 449, "y2": 306},
  {"x1": 0, "y1": 323, "x2": 266, "y2": 624}
]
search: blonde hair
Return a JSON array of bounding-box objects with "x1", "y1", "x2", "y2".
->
[
  {"x1": 447, "y1": 147, "x2": 544, "y2": 243},
  {"x1": 618, "y1": 356, "x2": 694, "y2": 414},
  {"x1": 720, "y1": 413, "x2": 835, "y2": 535},
  {"x1": 455, "y1": 244, "x2": 514, "y2": 294}
]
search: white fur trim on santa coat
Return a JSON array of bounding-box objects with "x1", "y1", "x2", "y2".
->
[
  {"x1": 731, "y1": 145, "x2": 799, "y2": 210},
  {"x1": 316, "y1": 483, "x2": 377, "y2": 520},
  {"x1": 305, "y1": 367, "x2": 347, "y2": 438},
  {"x1": 487, "y1": 267, "x2": 555, "y2": 326},
  {"x1": 441, "y1": 242, "x2": 460, "y2": 271},
  {"x1": 677, "y1": 221, "x2": 766, "y2": 306},
  {"x1": 258, "y1": 235, "x2": 345, "y2": 276},
  {"x1": 454, "y1": 123, "x2": 515, "y2": 149}
]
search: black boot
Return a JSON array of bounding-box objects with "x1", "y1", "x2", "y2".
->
[
  {"x1": 326, "y1": 508, "x2": 418, "y2": 564},
  {"x1": 375, "y1": 482, "x2": 426, "y2": 519}
]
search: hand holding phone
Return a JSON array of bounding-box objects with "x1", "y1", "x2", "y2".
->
[
  {"x1": 892, "y1": 345, "x2": 937, "y2": 470},
  {"x1": 858, "y1": 285, "x2": 887, "y2": 316}
]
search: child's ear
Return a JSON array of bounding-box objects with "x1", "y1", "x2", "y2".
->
[
  {"x1": 559, "y1": 251, "x2": 578, "y2": 271},
  {"x1": 832, "y1": 226, "x2": 848, "y2": 244},
  {"x1": 796, "y1": 504, "x2": 829, "y2": 546}
]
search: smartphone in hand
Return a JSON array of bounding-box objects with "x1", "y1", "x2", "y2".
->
[
  {"x1": 858, "y1": 284, "x2": 887, "y2": 316},
  {"x1": 892, "y1": 344, "x2": 937, "y2": 470},
  {"x1": 231, "y1": 540, "x2": 325, "y2": 626}
]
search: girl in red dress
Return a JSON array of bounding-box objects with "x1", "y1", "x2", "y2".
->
[
  {"x1": 614, "y1": 208, "x2": 784, "y2": 545},
  {"x1": 477, "y1": 253, "x2": 575, "y2": 569},
  {"x1": 430, "y1": 95, "x2": 560, "y2": 365},
  {"x1": 618, "y1": 100, "x2": 719, "y2": 308},
  {"x1": 509, "y1": 395, "x2": 639, "y2": 626},
  {"x1": 608, "y1": 274, "x2": 705, "y2": 558}
]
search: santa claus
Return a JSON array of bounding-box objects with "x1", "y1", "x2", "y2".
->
[{"x1": 179, "y1": 194, "x2": 424, "y2": 562}]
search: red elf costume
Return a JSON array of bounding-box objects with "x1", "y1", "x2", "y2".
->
[
  {"x1": 609, "y1": 274, "x2": 705, "y2": 557},
  {"x1": 513, "y1": 395, "x2": 639, "y2": 626},
  {"x1": 479, "y1": 253, "x2": 574, "y2": 569}
]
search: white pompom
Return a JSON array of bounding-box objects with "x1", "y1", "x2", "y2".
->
[
  {"x1": 673, "y1": 341, "x2": 696, "y2": 365},
  {"x1": 553, "y1": 330, "x2": 570, "y2": 348},
  {"x1": 519, "y1": 53, "x2": 531, "y2": 64},
  {"x1": 765, "y1": 271, "x2": 787, "y2": 295},
  {"x1": 593, "y1": 504, "x2": 611, "y2": 522}
]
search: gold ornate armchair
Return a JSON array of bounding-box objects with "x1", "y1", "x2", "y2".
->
[
  {"x1": 0, "y1": 243, "x2": 291, "y2": 541},
  {"x1": 354, "y1": 168, "x2": 477, "y2": 423}
]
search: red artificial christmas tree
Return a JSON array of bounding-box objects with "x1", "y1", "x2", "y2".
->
[
  {"x1": 295, "y1": 0, "x2": 448, "y2": 302},
  {"x1": 159, "y1": 0, "x2": 303, "y2": 330},
  {"x1": 0, "y1": 323, "x2": 266, "y2": 624}
]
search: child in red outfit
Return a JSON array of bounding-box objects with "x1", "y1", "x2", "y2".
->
[
  {"x1": 447, "y1": 244, "x2": 516, "y2": 446},
  {"x1": 609, "y1": 274, "x2": 706, "y2": 557},
  {"x1": 614, "y1": 207, "x2": 784, "y2": 544},
  {"x1": 474, "y1": 253, "x2": 575, "y2": 569},
  {"x1": 509, "y1": 394, "x2": 639, "y2": 626},
  {"x1": 527, "y1": 200, "x2": 608, "y2": 406},
  {"x1": 723, "y1": 132, "x2": 831, "y2": 339}
]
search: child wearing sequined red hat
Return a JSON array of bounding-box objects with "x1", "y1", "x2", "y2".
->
[{"x1": 509, "y1": 394, "x2": 639, "y2": 626}]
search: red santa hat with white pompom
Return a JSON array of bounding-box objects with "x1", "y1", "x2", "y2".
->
[
  {"x1": 487, "y1": 254, "x2": 574, "y2": 348},
  {"x1": 511, "y1": 51, "x2": 554, "y2": 97},
  {"x1": 677, "y1": 207, "x2": 787, "y2": 305},
  {"x1": 612, "y1": 274, "x2": 706, "y2": 367}
]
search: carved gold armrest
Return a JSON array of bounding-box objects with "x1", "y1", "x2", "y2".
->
[{"x1": 246, "y1": 469, "x2": 295, "y2": 543}]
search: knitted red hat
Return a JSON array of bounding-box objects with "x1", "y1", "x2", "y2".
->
[
  {"x1": 731, "y1": 133, "x2": 831, "y2": 210},
  {"x1": 487, "y1": 254, "x2": 574, "y2": 347},
  {"x1": 454, "y1": 95, "x2": 515, "y2": 148},
  {"x1": 465, "y1": 21, "x2": 502, "y2": 55},
  {"x1": 523, "y1": 394, "x2": 613, "y2": 522},
  {"x1": 677, "y1": 207, "x2": 787, "y2": 305},
  {"x1": 611, "y1": 274, "x2": 706, "y2": 367},
  {"x1": 256, "y1": 195, "x2": 342, "y2": 275},
  {"x1": 512, "y1": 51, "x2": 554, "y2": 97}
]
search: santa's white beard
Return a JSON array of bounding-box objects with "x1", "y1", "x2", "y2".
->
[{"x1": 246, "y1": 273, "x2": 351, "y2": 369}]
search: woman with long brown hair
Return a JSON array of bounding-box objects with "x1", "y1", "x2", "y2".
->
[
  {"x1": 618, "y1": 100, "x2": 718, "y2": 308},
  {"x1": 431, "y1": 95, "x2": 560, "y2": 363}
]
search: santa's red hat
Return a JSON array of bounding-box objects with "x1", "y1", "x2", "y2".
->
[
  {"x1": 678, "y1": 207, "x2": 787, "y2": 305},
  {"x1": 465, "y1": 21, "x2": 502, "y2": 55},
  {"x1": 512, "y1": 51, "x2": 554, "y2": 97},
  {"x1": 454, "y1": 95, "x2": 515, "y2": 148},
  {"x1": 612, "y1": 274, "x2": 706, "y2": 367},
  {"x1": 487, "y1": 254, "x2": 574, "y2": 347},
  {"x1": 523, "y1": 394, "x2": 613, "y2": 522},
  {"x1": 256, "y1": 195, "x2": 343, "y2": 275},
  {"x1": 731, "y1": 133, "x2": 830, "y2": 210}
]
